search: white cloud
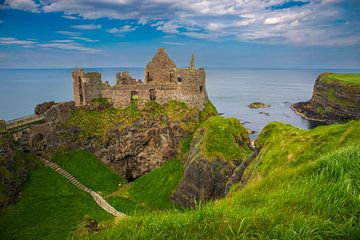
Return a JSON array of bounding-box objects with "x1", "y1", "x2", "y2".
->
[
  {"x1": 71, "y1": 37, "x2": 99, "y2": 42},
  {"x1": 4, "y1": 0, "x2": 39, "y2": 12},
  {"x1": 56, "y1": 31, "x2": 81, "y2": 36},
  {"x1": 156, "y1": 22, "x2": 180, "y2": 34},
  {"x1": 3, "y1": 0, "x2": 360, "y2": 46},
  {"x1": 38, "y1": 42, "x2": 101, "y2": 53},
  {"x1": 0, "y1": 37, "x2": 101, "y2": 53},
  {"x1": 62, "y1": 15, "x2": 82, "y2": 20},
  {"x1": 50, "y1": 40, "x2": 75, "y2": 43},
  {"x1": 71, "y1": 24, "x2": 101, "y2": 30},
  {"x1": 0, "y1": 37, "x2": 36, "y2": 46},
  {"x1": 107, "y1": 25, "x2": 137, "y2": 36},
  {"x1": 162, "y1": 41, "x2": 185, "y2": 45}
]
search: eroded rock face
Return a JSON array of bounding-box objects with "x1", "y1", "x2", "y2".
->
[
  {"x1": 292, "y1": 73, "x2": 360, "y2": 123},
  {"x1": 35, "y1": 101, "x2": 57, "y2": 115},
  {"x1": 172, "y1": 116, "x2": 252, "y2": 207},
  {"x1": 0, "y1": 132, "x2": 28, "y2": 209},
  {"x1": 94, "y1": 119, "x2": 187, "y2": 180},
  {"x1": 22, "y1": 101, "x2": 198, "y2": 181}
]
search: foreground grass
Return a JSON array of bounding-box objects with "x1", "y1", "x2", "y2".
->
[
  {"x1": 78, "y1": 121, "x2": 360, "y2": 240},
  {"x1": 0, "y1": 159, "x2": 113, "y2": 240}
]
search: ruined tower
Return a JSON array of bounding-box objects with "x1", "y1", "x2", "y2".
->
[
  {"x1": 73, "y1": 48, "x2": 208, "y2": 110},
  {"x1": 144, "y1": 48, "x2": 177, "y2": 84},
  {"x1": 72, "y1": 68, "x2": 102, "y2": 106}
]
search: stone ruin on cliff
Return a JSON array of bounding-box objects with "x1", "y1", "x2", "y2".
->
[{"x1": 72, "y1": 48, "x2": 208, "y2": 110}]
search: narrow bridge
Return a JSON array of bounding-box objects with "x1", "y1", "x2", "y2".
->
[{"x1": 5, "y1": 114, "x2": 45, "y2": 132}]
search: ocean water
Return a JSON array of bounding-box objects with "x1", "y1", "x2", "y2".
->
[{"x1": 1, "y1": 68, "x2": 359, "y2": 135}]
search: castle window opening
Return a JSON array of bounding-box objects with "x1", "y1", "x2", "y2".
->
[
  {"x1": 149, "y1": 89, "x2": 156, "y2": 101},
  {"x1": 177, "y1": 77, "x2": 182, "y2": 83},
  {"x1": 200, "y1": 85, "x2": 203, "y2": 93},
  {"x1": 169, "y1": 72, "x2": 174, "y2": 82},
  {"x1": 146, "y1": 71, "x2": 153, "y2": 81},
  {"x1": 131, "y1": 90, "x2": 139, "y2": 101},
  {"x1": 78, "y1": 76, "x2": 84, "y2": 104}
]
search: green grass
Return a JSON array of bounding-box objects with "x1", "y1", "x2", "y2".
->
[
  {"x1": 0, "y1": 160, "x2": 113, "y2": 240},
  {"x1": 193, "y1": 116, "x2": 252, "y2": 162},
  {"x1": 65, "y1": 100, "x2": 199, "y2": 141},
  {"x1": 53, "y1": 150, "x2": 126, "y2": 195},
  {"x1": 107, "y1": 158, "x2": 184, "y2": 215},
  {"x1": 129, "y1": 158, "x2": 184, "y2": 209},
  {"x1": 325, "y1": 73, "x2": 360, "y2": 85},
  {"x1": 77, "y1": 120, "x2": 360, "y2": 240},
  {"x1": 52, "y1": 150, "x2": 184, "y2": 215},
  {"x1": 199, "y1": 100, "x2": 218, "y2": 123},
  {"x1": 247, "y1": 120, "x2": 360, "y2": 179}
]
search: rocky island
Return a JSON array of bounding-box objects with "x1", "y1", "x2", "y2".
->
[{"x1": 292, "y1": 73, "x2": 360, "y2": 123}]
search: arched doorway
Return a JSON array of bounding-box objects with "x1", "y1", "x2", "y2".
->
[{"x1": 131, "y1": 90, "x2": 139, "y2": 101}]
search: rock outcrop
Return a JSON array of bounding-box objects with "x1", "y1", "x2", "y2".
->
[
  {"x1": 21, "y1": 100, "x2": 214, "y2": 181},
  {"x1": 35, "y1": 101, "x2": 57, "y2": 115},
  {"x1": 0, "y1": 131, "x2": 29, "y2": 208},
  {"x1": 292, "y1": 73, "x2": 360, "y2": 123},
  {"x1": 172, "y1": 116, "x2": 252, "y2": 207}
]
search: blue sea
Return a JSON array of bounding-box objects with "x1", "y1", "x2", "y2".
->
[{"x1": 1, "y1": 68, "x2": 359, "y2": 135}]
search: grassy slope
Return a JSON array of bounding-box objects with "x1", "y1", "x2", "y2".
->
[
  {"x1": 53, "y1": 150, "x2": 126, "y2": 195},
  {"x1": 53, "y1": 150, "x2": 184, "y2": 215},
  {"x1": 108, "y1": 158, "x2": 184, "y2": 214},
  {"x1": 0, "y1": 159, "x2": 112, "y2": 240},
  {"x1": 327, "y1": 73, "x2": 360, "y2": 85},
  {"x1": 80, "y1": 120, "x2": 360, "y2": 240},
  {"x1": 194, "y1": 116, "x2": 251, "y2": 162}
]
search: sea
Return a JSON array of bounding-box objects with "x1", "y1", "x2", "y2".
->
[{"x1": 1, "y1": 68, "x2": 359, "y2": 136}]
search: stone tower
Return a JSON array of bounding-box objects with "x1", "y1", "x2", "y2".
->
[
  {"x1": 72, "y1": 68, "x2": 102, "y2": 106},
  {"x1": 144, "y1": 48, "x2": 176, "y2": 84}
]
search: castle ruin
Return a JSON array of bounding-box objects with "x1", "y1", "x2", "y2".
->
[{"x1": 72, "y1": 48, "x2": 208, "y2": 110}]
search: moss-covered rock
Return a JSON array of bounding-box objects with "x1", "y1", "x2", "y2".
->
[
  {"x1": 0, "y1": 133, "x2": 35, "y2": 209},
  {"x1": 292, "y1": 73, "x2": 360, "y2": 123},
  {"x1": 172, "y1": 116, "x2": 252, "y2": 207}
]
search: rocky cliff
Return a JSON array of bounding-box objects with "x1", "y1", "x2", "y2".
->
[
  {"x1": 21, "y1": 99, "x2": 218, "y2": 181},
  {"x1": 292, "y1": 73, "x2": 360, "y2": 123},
  {"x1": 172, "y1": 116, "x2": 252, "y2": 207},
  {"x1": 0, "y1": 128, "x2": 34, "y2": 208}
]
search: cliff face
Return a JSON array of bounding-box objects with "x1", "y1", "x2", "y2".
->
[
  {"x1": 172, "y1": 116, "x2": 252, "y2": 207},
  {"x1": 21, "y1": 100, "x2": 218, "y2": 181},
  {"x1": 292, "y1": 73, "x2": 360, "y2": 123},
  {"x1": 0, "y1": 132, "x2": 31, "y2": 209}
]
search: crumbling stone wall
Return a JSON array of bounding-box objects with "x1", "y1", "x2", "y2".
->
[{"x1": 72, "y1": 48, "x2": 208, "y2": 110}]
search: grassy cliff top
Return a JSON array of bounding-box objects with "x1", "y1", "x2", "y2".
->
[
  {"x1": 193, "y1": 116, "x2": 252, "y2": 162},
  {"x1": 325, "y1": 73, "x2": 360, "y2": 85},
  {"x1": 64, "y1": 100, "x2": 199, "y2": 141}
]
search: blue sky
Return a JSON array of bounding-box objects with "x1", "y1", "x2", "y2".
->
[{"x1": 0, "y1": 0, "x2": 359, "y2": 68}]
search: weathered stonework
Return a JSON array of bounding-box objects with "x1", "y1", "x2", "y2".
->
[{"x1": 72, "y1": 48, "x2": 208, "y2": 110}]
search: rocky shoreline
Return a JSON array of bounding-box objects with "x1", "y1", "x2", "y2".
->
[{"x1": 291, "y1": 73, "x2": 360, "y2": 124}]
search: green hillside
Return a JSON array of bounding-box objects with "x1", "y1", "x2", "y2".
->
[
  {"x1": 0, "y1": 157, "x2": 113, "y2": 240},
  {"x1": 77, "y1": 120, "x2": 360, "y2": 240}
]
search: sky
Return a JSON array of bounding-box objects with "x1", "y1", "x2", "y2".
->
[{"x1": 0, "y1": 0, "x2": 359, "y2": 68}]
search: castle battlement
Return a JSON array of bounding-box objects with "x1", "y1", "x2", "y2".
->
[{"x1": 72, "y1": 48, "x2": 208, "y2": 110}]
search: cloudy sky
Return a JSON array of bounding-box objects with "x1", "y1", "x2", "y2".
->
[{"x1": 0, "y1": 0, "x2": 359, "y2": 68}]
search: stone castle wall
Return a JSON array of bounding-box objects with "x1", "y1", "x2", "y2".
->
[{"x1": 73, "y1": 48, "x2": 208, "y2": 110}]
